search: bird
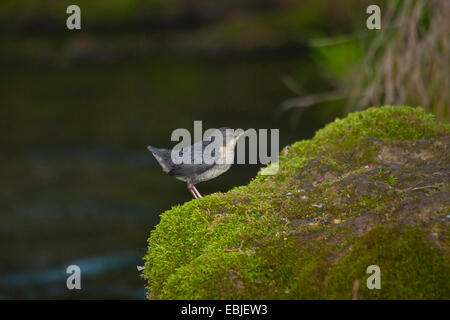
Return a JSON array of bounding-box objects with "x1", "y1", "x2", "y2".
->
[{"x1": 147, "y1": 127, "x2": 245, "y2": 199}]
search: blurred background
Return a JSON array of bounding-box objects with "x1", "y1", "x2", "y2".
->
[{"x1": 0, "y1": 0, "x2": 448, "y2": 299}]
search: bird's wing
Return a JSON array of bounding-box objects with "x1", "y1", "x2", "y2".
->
[
  {"x1": 168, "y1": 139, "x2": 220, "y2": 178},
  {"x1": 167, "y1": 162, "x2": 216, "y2": 178}
]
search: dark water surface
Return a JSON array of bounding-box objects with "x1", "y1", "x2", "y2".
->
[{"x1": 0, "y1": 34, "x2": 339, "y2": 298}]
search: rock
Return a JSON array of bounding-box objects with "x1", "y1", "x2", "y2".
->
[{"x1": 142, "y1": 106, "x2": 449, "y2": 299}]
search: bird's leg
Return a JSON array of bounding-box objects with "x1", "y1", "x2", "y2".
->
[
  {"x1": 187, "y1": 184, "x2": 198, "y2": 199},
  {"x1": 192, "y1": 185, "x2": 202, "y2": 198}
]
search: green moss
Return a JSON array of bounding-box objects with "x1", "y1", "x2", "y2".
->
[
  {"x1": 325, "y1": 227, "x2": 449, "y2": 299},
  {"x1": 143, "y1": 106, "x2": 450, "y2": 299},
  {"x1": 313, "y1": 105, "x2": 446, "y2": 142}
]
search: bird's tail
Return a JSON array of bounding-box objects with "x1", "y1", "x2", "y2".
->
[
  {"x1": 147, "y1": 146, "x2": 172, "y2": 173},
  {"x1": 147, "y1": 145, "x2": 159, "y2": 154}
]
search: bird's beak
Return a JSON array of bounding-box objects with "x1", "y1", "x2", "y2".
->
[{"x1": 234, "y1": 129, "x2": 246, "y2": 139}]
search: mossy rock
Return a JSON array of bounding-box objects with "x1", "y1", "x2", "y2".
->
[{"x1": 142, "y1": 106, "x2": 450, "y2": 299}]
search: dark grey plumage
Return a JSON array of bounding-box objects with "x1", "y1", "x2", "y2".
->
[{"x1": 147, "y1": 127, "x2": 244, "y2": 198}]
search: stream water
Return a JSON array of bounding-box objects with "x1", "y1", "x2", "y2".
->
[{"x1": 0, "y1": 33, "x2": 341, "y2": 298}]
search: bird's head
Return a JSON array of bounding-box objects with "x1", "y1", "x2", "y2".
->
[{"x1": 217, "y1": 127, "x2": 246, "y2": 145}]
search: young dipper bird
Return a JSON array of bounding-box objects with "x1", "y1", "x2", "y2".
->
[{"x1": 147, "y1": 128, "x2": 244, "y2": 199}]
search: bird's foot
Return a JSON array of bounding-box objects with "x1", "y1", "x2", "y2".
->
[
  {"x1": 192, "y1": 185, "x2": 202, "y2": 198},
  {"x1": 188, "y1": 184, "x2": 198, "y2": 199},
  {"x1": 188, "y1": 184, "x2": 202, "y2": 199}
]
